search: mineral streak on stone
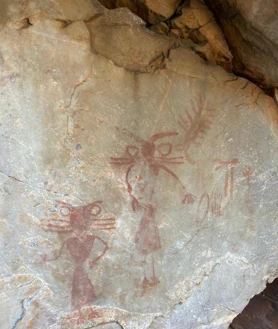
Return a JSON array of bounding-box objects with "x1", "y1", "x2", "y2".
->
[{"x1": 0, "y1": 1, "x2": 278, "y2": 329}]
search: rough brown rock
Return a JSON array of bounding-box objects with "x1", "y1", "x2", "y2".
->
[
  {"x1": 86, "y1": 8, "x2": 174, "y2": 72},
  {"x1": 98, "y1": 0, "x2": 181, "y2": 24},
  {"x1": 206, "y1": 0, "x2": 278, "y2": 88},
  {"x1": 97, "y1": 0, "x2": 233, "y2": 72},
  {"x1": 170, "y1": 0, "x2": 232, "y2": 71},
  {"x1": 0, "y1": 0, "x2": 101, "y2": 22}
]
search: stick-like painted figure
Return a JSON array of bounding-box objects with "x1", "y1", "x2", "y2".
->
[
  {"x1": 40, "y1": 201, "x2": 116, "y2": 322},
  {"x1": 135, "y1": 202, "x2": 161, "y2": 288},
  {"x1": 111, "y1": 128, "x2": 194, "y2": 288},
  {"x1": 210, "y1": 191, "x2": 223, "y2": 217},
  {"x1": 214, "y1": 158, "x2": 239, "y2": 197},
  {"x1": 243, "y1": 167, "x2": 253, "y2": 187},
  {"x1": 243, "y1": 167, "x2": 254, "y2": 215}
]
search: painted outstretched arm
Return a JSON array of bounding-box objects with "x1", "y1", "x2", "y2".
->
[
  {"x1": 89, "y1": 237, "x2": 108, "y2": 268},
  {"x1": 159, "y1": 163, "x2": 195, "y2": 204},
  {"x1": 41, "y1": 240, "x2": 67, "y2": 263}
]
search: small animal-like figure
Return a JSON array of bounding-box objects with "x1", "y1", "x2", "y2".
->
[{"x1": 40, "y1": 200, "x2": 116, "y2": 322}]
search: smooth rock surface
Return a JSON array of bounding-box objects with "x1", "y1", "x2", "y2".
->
[
  {"x1": 87, "y1": 8, "x2": 173, "y2": 72},
  {"x1": 0, "y1": 2, "x2": 278, "y2": 329},
  {"x1": 0, "y1": 0, "x2": 101, "y2": 22}
]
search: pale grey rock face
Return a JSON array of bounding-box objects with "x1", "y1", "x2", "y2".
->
[{"x1": 0, "y1": 2, "x2": 278, "y2": 329}]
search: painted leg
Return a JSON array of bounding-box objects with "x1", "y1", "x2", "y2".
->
[
  {"x1": 142, "y1": 255, "x2": 160, "y2": 288},
  {"x1": 150, "y1": 255, "x2": 160, "y2": 286},
  {"x1": 77, "y1": 308, "x2": 86, "y2": 324}
]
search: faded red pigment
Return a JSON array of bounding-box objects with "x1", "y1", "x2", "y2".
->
[{"x1": 41, "y1": 201, "x2": 115, "y2": 320}]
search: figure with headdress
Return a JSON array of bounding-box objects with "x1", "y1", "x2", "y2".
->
[
  {"x1": 40, "y1": 200, "x2": 116, "y2": 322},
  {"x1": 110, "y1": 128, "x2": 194, "y2": 288}
]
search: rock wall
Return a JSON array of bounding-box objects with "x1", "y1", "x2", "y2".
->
[
  {"x1": 0, "y1": 1, "x2": 278, "y2": 329},
  {"x1": 230, "y1": 279, "x2": 278, "y2": 329},
  {"x1": 206, "y1": 0, "x2": 278, "y2": 89}
]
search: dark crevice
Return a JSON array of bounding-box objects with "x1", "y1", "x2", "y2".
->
[
  {"x1": 85, "y1": 13, "x2": 103, "y2": 23},
  {"x1": 92, "y1": 321, "x2": 124, "y2": 329},
  {"x1": 11, "y1": 299, "x2": 26, "y2": 329},
  {"x1": 61, "y1": 20, "x2": 73, "y2": 28},
  {"x1": 262, "y1": 293, "x2": 278, "y2": 305},
  {"x1": 19, "y1": 17, "x2": 32, "y2": 29},
  {"x1": 163, "y1": 0, "x2": 185, "y2": 22},
  {"x1": 96, "y1": 0, "x2": 235, "y2": 77},
  {"x1": 229, "y1": 278, "x2": 278, "y2": 329},
  {"x1": 98, "y1": 0, "x2": 150, "y2": 23},
  {"x1": 205, "y1": 0, "x2": 278, "y2": 91},
  {"x1": 12, "y1": 1, "x2": 277, "y2": 104}
]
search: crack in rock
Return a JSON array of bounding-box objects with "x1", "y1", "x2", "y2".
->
[
  {"x1": 64, "y1": 60, "x2": 95, "y2": 110},
  {"x1": 11, "y1": 299, "x2": 26, "y2": 329}
]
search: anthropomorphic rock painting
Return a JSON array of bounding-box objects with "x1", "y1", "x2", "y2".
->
[
  {"x1": 110, "y1": 96, "x2": 217, "y2": 289},
  {"x1": 111, "y1": 128, "x2": 195, "y2": 207},
  {"x1": 243, "y1": 167, "x2": 254, "y2": 216},
  {"x1": 214, "y1": 158, "x2": 239, "y2": 197},
  {"x1": 111, "y1": 128, "x2": 196, "y2": 288},
  {"x1": 210, "y1": 191, "x2": 223, "y2": 217},
  {"x1": 40, "y1": 201, "x2": 116, "y2": 323}
]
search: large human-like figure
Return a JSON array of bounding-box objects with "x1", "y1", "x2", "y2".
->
[{"x1": 111, "y1": 129, "x2": 194, "y2": 288}]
